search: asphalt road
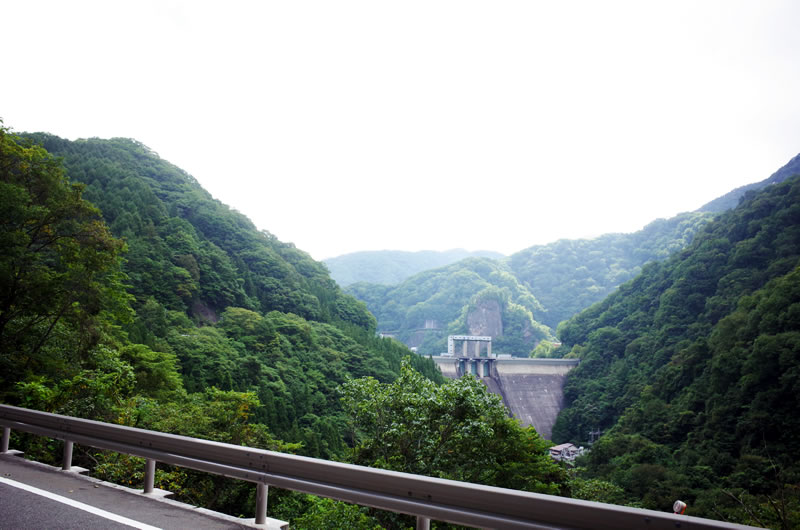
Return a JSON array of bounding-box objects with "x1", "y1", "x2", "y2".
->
[
  {"x1": 0, "y1": 480, "x2": 143, "y2": 529},
  {"x1": 0, "y1": 454, "x2": 266, "y2": 529}
]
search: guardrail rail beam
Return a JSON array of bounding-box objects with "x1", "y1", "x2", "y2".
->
[{"x1": 0, "y1": 404, "x2": 760, "y2": 530}]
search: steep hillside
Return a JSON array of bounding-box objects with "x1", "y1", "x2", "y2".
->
[
  {"x1": 697, "y1": 152, "x2": 800, "y2": 213},
  {"x1": 342, "y1": 153, "x2": 800, "y2": 338},
  {"x1": 12, "y1": 132, "x2": 442, "y2": 458},
  {"x1": 26, "y1": 133, "x2": 367, "y2": 328},
  {"x1": 347, "y1": 257, "x2": 552, "y2": 355},
  {"x1": 553, "y1": 174, "x2": 800, "y2": 524},
  {"x1": 346, "y1": 215, "x2": 715, "y2": 354},
  {"x1": 4, "y1": 126, "x2": 570, "y2": 524},
  {"x1": 324, "y1": 248, "x2": 504, "y2": 286},
  {"x1": 508, "y1": 212, "x2": 714, "y2": 329}
]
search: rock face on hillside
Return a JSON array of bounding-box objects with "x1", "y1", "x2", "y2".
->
[
  {"x1": 467, "y1": 299, "x2": 504, "y2": 337},
  {"x1": 346, "y1": 258, "x2": 552, "y2": 355}
]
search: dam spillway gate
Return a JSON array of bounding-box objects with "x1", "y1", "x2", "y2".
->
[{"x1": 433, "y1": 356, "x2": 579, "y2": 440}]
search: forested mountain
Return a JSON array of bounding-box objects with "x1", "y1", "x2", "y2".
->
[
  {"x1": 7, "y1": 122, "x2": 799, "y2": 526},
  {"x1": 553, "y1": 173, "x2": 800, "y2": 526},
  {"x1": 324, "y1": 248, "x2": 504, "y2": 286},
  {"x1": 25, "y1": 133, "x2": 368, "y2": 329},
  {"x1": 0, "y1": 127, "x2": 440, "y2": 446},
  {"x1": 2, "y1": 126, "x2": 571, "y2": 525},
  {"x1": 346, "y1": 214, "x2": 713, "y2": 353},
  {"x1": 346, "y1": 257, "x2": 553, "y2": 355},
  {"x1": 10, "y1": 132, "x2": 445, "y2": 452},
  {"x1": 340, "y1": 153, "x2": 800, "y2": 341},
  {"x1": 509, "y1": 213, "x2": 714, "y2": 329},
  {"x1": 697, "y1": 152, "x2": 800, "y2": 213}
]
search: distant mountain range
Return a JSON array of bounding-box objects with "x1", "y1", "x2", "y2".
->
[
  {"x1": 337, "y1": 152, "x2": 800, "y2": 353},
  {"x1": 324, "y1": 249, "x2": 504, "y2": 286},
  {"x1": 696, "y1": 152, "x2": 800, "y2": 212},
  {"x1": 346, "y1": 257, "x2": 552, "y2": 356}
]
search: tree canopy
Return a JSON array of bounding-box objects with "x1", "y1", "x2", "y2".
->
[
  {"x1": 552, "y1": 174, "x2": 800, "y2": 527},
  {"x1": 347, "y1": 257, "x2": 552, "y2": 355},
  {"x1": 341, "y1": 358, "x2": 566, "y2": 526},
  {"x1": 1, "y1": 128, "x2": 446, "y2": 522},
  {"x1": 344, "y1": 214, "x2": 714, "y2": 355},
  {"x1": 0, "y1": 125, "x2": 130, "y2": 402}
]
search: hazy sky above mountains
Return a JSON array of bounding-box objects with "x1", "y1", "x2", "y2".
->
[{"x1": 3, "y1": 1, "x2": 799, "y2": 260}]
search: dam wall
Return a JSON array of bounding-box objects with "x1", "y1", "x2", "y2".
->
[
  {"x1": 432, "y1": 357, "x2": 578, "y2": 440},
  {"x1": 494, "y1": 358, "x2": 576, "y2": 375},
  {"x1": 436, "y1": 359, "x2": 460, "y2": 378}
]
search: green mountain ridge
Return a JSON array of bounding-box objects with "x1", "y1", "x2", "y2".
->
[
  {"x1": 696, "y1": 151, "x2": 800, "y2": 213},
  {"x1": 26, "y1": 134, "x2": 356, "y2": 325},
  {"x1": 347, "y1": 257, "x2": 552, "y2": 355},
  {"x1": 7, "y1": 131, "x2": 442, "y2": 459},
  {"x1": 509, "y1": 212, "x2": 715, "y2": 329},
  {"x1": 324, "y1": 248, "x2": 505, "y2": 286},
  {"x1": 553, "y1": 172, "x2": 800, "y2": 525},
  {"x1": 1, "y1": 125, "x2": 567, "y2": 525},
  {"x1": 346, "y1": 213, "x2": 715, "y2": 353},
  {"x1": 338, "y1": 153, "x2": 800, "y2": 345}
]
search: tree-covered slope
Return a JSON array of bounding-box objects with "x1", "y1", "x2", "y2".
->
[
  {"x1": 324, "y1": 248, "x2": 504, "y2": 286},
  {"x1": 697, "y1": 151, "x2": 800, "y2": 213},
  {"x1": 9, "y1": 132, "x2": 442, "y2": 459},
  {"x1": 2, "y1": 126, "x2": 569, "y2": 523},
  {"x1": 346, "y1": 257, "x2": 552, "y2": 355},
  {"x1": 26, "y1": 133, "x2": 373, "y2": 329},
  {"x1": 345, "y1": 215, "x2": 714, "y2": 355},
  {"x1": 508, "y1": 212, "x2": 714, "y2": 329},
  {"x1": 553, "y1": 174, "x2": 800, "y2": 525}
]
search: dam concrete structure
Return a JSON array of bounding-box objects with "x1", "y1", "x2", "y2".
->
[
  {"x1": 433, "y1": 356, "x2": 579, "y2": 440},
  {"x1": 447, "y1": 335, "x2": 492, "y2": 357}
]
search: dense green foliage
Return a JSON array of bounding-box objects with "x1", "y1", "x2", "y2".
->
[
  {"x1": 0, "y1": 127, "x2": 570, "y2": 526},
  {"x1": 0, "y1": 127, "x2": 131, "y2": 409},
  {"x1": 341, "y1": 358, "x2": 566, "y2": 527},
  {"x1": 508, "y1": 212, "x2": 714, "y2": 329},
  {"x1": 11, "y1": 121, "x2": 798, "y2": 527},
  {"x1": 0, "y1": 127, "x2": 452, "y2": 523},
  {"x1": 345, "y1": 215, "x2": 713, "y2": 357},
  {"x1": 17, "y1": 134, "x2": 438, "y2": 442},
  {"x1": 553, "y1": 175, "x2": 800, "y2": 526},
  {"x1": 324, "y1": 248, "x2": 504, "y2": 286},
  {"x1": 26, "y1": 133, "x2": 374, "y2": 330},
  {"x1": 15, "y1": 133, "x2": 442, "y2": 452},
  {"x1": 347, "y1": 257, "x2": 552, "y2": 355}
]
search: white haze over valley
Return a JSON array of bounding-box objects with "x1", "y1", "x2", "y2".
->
[{"x1": 3, "y1": 0, "x2": 799, "y2": 259}]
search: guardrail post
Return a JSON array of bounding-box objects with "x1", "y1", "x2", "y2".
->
[
  {"x1": 1, "y1": 427, "x2": 9, "y2": 453},
  {"x1": 62, "y1": 440, "x2": 73, "y2": 471},
  {"x1": 416, "y1": 515, "x2": 431, "y2": 530},
  {"x1": 255, "y1": 482, "x2": 268, "y2": 525},
  {"x1": 144, "y1": 458, "x2": 156, "y2": 494}
]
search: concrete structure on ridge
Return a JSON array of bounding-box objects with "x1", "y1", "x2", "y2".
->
[{"x1": 447, "y1": 335, "x2": 492, "y2": 357}]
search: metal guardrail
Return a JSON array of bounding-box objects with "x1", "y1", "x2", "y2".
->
[{"x1": 0, "y1": 404, "x2": 758, "y2": 529}]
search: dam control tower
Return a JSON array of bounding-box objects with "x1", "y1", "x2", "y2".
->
[{"x1": 435, "y1": 336, "x2": 578, "y2": 440}]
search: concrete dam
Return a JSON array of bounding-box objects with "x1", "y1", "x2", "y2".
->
[{"x1": 433, "y1": 356, "x2": 579, "y2": 440}]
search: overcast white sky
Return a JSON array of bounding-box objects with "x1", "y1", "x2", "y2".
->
[{"x1": 3, "y1": 1, "x2": 799, "y2": 260}]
